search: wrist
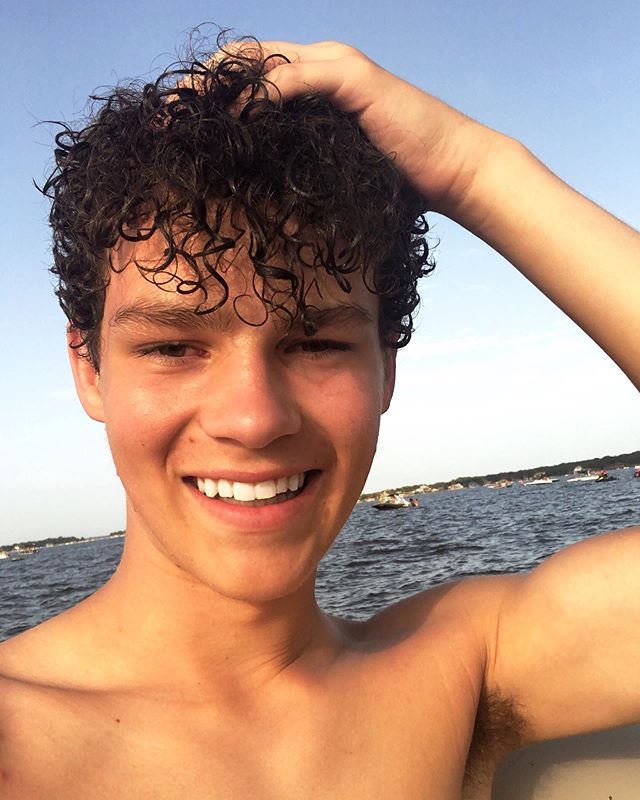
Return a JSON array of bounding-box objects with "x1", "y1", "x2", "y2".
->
[{"x1": 438, "y1": 129, "x2": 530, "y2": 233}]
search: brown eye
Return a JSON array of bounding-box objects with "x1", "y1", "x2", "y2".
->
[
  {"x1": 139, "y1": 342, "x2": 201, "y2": 364},
  {"x1": 156, "y1": 343, "x2": 188, "y2": 358}
]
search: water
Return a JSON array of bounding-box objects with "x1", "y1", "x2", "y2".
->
[{"x1": 2, "y1": 469, "x2": 639, "y2": 641}]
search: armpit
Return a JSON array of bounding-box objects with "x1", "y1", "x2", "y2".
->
[{"x1": 463, "y1": 689, "x2": 531, "y2": 796}]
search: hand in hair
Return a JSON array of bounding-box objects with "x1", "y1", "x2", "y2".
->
[
  {"x1": 247, "y1": 40, "x2": 640, "y2": 389},
  {"x1": 232, "y1": 41, "x2": 501, "y2": 220}
]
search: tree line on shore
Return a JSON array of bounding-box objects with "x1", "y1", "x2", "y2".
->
[
  {"x1": 0, "y1": 530, "x2": 124, "y2": 556},
  {"x1": 360, "y1": 450, "x2": 640, "y2": 501}
]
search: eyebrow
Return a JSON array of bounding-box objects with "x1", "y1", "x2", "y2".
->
[
  {"x1": 109, "y1": 300, "x2": 232, "y2": 333},
  {"x1": 108, "y1": 299, "x2": 375, "y2": 334}
]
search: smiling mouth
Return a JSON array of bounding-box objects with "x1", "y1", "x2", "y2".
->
[{"x1": 186, "y1": 471, "x2": 315, "y2": 507}]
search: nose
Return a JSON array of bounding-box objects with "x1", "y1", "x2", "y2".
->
[{"x1": 197, "y1": 349, "x2": 302, "y2": 450}]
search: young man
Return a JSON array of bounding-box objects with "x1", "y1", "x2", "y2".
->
[{"x1": 0, "y1": 38, "x2": 638, "y2": 800}]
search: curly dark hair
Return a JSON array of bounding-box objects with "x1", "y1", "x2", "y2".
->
[{"x1": 41, "y1": 31, "x2": 434, "y2": 369}]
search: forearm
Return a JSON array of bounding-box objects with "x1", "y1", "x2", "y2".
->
[{"x1": 456, "y1": 134, "x2": 640, "y2": 389}]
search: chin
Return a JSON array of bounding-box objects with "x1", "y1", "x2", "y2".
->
[
  {"x1": 168, "y1": 543, "x2": 321, "y2": 606},
  {"x1": 209, "y1": 568, "x2": 317, "y2": 606}
]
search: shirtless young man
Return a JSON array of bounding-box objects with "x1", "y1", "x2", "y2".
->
[{"x1": 1, "y1": 37, "x2": 639, "y2": 800}]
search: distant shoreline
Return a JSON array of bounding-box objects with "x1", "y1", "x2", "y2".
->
[
  {"x1": 360, "y1": 449, "x2": 640, "y2": 501},
  {"x1": 0, "y1": 531, "x2": 124, "y2": 557}
]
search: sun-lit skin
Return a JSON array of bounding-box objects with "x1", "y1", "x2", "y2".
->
[
  {"x1": 4, "y1": 38, "x2": 640, "y2": 800},
  {"x1": 67, "y1": 230, "x2": 396, "y2": 690}
]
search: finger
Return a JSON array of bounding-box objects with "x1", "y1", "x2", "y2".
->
[
  {"x1": 227, "y1": 56, "x2": 344, "y2": 118},
  {"x1": 258, "y1": 40, "x2": 356, "y2": 65},
  {"x1": 224, "y1": 42, "x2": 354, "y2": 115},
  {"x1": 261, "y1": 55, "x2": 373, "y2": 113}
]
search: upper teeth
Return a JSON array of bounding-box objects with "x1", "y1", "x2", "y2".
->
[{"x1": 195, "y1": 472, "x2": 306, "y2": 501}]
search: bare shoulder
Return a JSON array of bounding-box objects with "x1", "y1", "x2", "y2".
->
[
  {"x1": 359, "y1": 573, "x2": 527, "y2": 709},
  {"x1": 0, "y1": 630, "x2": 55, "y2": 794},
  {"x1": 0, "y1": 623, "x2": 108, "y2": 800},
  {"x1": 0, "y1": 617, "x2": 80, "y2": 735},
  {"x1": 361, "y1": 572, "x2": 523, "y2": 648},
  {"x1": 488, "y1": 525, "x2": 640, "y2": 742},
  {"x1": 0, "y1": 602, "x2": 105, "y2": 697},
  {"x1": 354, "y1": 573, "x2": 531, "y2": 792}
]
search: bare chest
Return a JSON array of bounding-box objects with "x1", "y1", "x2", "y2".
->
[{"x1": 1, "y1": 671, "x2": 482, "y2": 800}]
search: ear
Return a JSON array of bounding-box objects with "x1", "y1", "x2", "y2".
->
[
  {"x1": 381, "y1": 348, "x2": 397, "y2": 414},
  {"x1": 67, "y1": 329, "x2": 105, "y2": 422}
]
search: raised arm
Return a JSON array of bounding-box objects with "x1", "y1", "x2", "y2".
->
[
  {"x1": 258, "y1": 41, "x2": 640, "y2": 389},
  {"x1": 256, "y1": 41, "x2": 640, "y2": 741}
]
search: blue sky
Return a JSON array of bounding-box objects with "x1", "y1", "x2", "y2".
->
[{"x1": 1, "y1": 0, "x2": 639, "y2": 543}]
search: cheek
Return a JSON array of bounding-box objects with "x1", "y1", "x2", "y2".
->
[
  {"x1": 102, "y1": 382, "x2": 190, "y2": 471},
  {"x1": 312, "y1": 373, "x2": 382, "y2": 516},
  {"x1": 313, "y1": 370, "x2": 384, "y2": 452}
]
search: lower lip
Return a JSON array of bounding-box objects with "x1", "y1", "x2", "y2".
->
[{"x1": 185, "y1": 472, "x2": 320, "y2": 532}]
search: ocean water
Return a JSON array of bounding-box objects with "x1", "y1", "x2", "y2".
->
[{"x1": 2, "y1": 468, "x2": 639, "y2": 641}]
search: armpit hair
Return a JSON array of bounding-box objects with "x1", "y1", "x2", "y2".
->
[{"x1": 463, "y1": 689, "x2": 531, "y2": 796}]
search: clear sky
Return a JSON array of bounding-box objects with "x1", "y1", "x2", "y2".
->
[{"x1": 1, "y1": 0, "x2": 639, "y2": 544}]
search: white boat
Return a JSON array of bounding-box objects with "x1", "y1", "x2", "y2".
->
[
  {"x1": 567, "y1": 469, "x2": 599, "y2": 482},
  {"x1": 522, "y1": 473, "x2": 559, "y2": 486},
  {"x1": 373, "y1": 492, "x2": 417, "y2": 510},
  {"x1": 4, "y1": 545, "x2": 38, "y2": 561}
]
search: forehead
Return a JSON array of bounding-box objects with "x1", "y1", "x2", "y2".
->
[{"x1": 103, "y1": 231, "x2": 380, "y2": 331}]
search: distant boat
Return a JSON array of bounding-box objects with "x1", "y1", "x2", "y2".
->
[
  {"x1": 594, "y1": 470, "x2": 616, "y2": 483},
  {"x1": 521, "y1": 473, "x2": 559, "y2": 487},
  {"x1": 567, "y1": 468, "x2": 599, "y2": 483},
  {"x1": 4, "y1": 546, "x2": 38, "y2": 561},
  {"x1": 373, "y1": 502, "x2": 410, "y2": 510},
  {"x1": 634, "y1": 465, "x2": 640, "y2": 478},
  {"x1": 373, "y1": 493, "x2": 418, "y2": 510}
]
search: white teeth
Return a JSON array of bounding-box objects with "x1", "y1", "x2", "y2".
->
[
  {"x1": 233, "y1": 482, "x2": 256, "y2": 502},
  {"x1": 255, "y1": 480, "x2": 277, "y2": 500},
  {"x1": 217, "y1": 478, "x2": 234, "y2": 498},
  {"x1": 204, "y1": 478, "x2": 218, "y2": 498},
  {"x1": 194, "y1": 472, "x2": 307, "y2": 501}
]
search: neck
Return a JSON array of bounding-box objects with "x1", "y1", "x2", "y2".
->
[{"x1": 83, "y1": 526, "x2": 341, "y2": 699}]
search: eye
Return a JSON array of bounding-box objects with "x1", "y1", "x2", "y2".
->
[
  {"x1": 138, "y1": 342, "x2": 204, "y2": 364},
  {"x1": 288, "y1": 338, "x2": 352, "y2": 358},
  {"x1": 154, "y1": 343, "x2": 189, "y2": 358}
]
